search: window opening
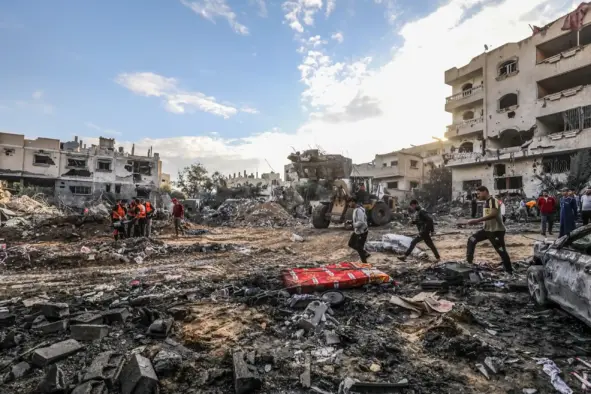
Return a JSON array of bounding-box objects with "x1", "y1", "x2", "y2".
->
[
  {"x1": 69, "y1": 186, "x2": 91, "y2": 195},
  {"x1": 34, "y1": 155, "x2": 53, "y2": 166},
  {"x1": 463, "y1": 111, "x2": 475, "y2": 121},
  {"x1": 97, "y1": 160, "x2": 112, "y2": 171},
  {"x1": 498, "y1": 60, "x2": 517, "y2": 77},
  {"x1": 387, "y1": 181, "x2": 398, "y2": 189},
  {"x1": 410, "y1": 160, "x2": 418, "y2": 169},
  {"x1": 67, "y1": 158, "x2": 87, "y2": 168},
  {"x1": 499, "y1": 93, "x2": 518, "y2": 110}
]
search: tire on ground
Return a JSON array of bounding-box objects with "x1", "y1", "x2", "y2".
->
[
  {"x1": 370, "y1": 201, "x2": 391, "y2": 226},
  {"x1": 312, "y1": 204, "x2": 331, "y2": 229},
  {"x1": 527, "y1": 265, "x2": 549, "y2": 306}
]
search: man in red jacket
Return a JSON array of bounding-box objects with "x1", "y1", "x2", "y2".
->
[{"x1": 537, "y1": 190, "x2": 557, "y2": 236}]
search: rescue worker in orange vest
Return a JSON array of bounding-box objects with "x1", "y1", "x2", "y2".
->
[
  {"x1": 126, "y1": 200, "x2": 136, "y2": 238},
  {"x1": 144, "y1": 200, "x2": 156, "y2": 238},
  {"x1": 111, "y1": 200, "x2": 127, "y2": 241},
  {"x1": 134, "y1": 198, "x2": 147, "y2": 237}
]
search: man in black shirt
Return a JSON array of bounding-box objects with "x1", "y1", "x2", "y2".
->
[{"x1": 398, "y1": 200, "x2": 440, "y2": 261}]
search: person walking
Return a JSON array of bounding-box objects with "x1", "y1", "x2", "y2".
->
[
  {"x1": 537, "y1": 190, "x2": 557, "y2": 236},
  {"x1": 111, "y1": 200, "x2": 127, "y2": 241},
  {"x1": 466, "y1": 186, "x2": 513, "y2": 275},
  {"x1": 559, "y1": 188, "x2": 578, "y2": 237},
  {"x1": 348, "y1": 198, "x2": 370, "y2": 263},
  {"x1": 581, "y1": 189, "x2": 591, "y2": 226},
  {"x1": 398, "y1": 200, "x2": 440, "y2": 262},
  {"x1": 172, "y1": 198, "x2": 185, "y2": 237},
  {"x1": 126, "y1": 200, "x2": 136, "y2": 238}
]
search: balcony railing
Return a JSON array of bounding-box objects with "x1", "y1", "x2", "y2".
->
[
  {"x1": 446, "y1": 85, "x2": 483, "y2": 103},
  {"x1": 446, "y1": 117, "x2": 484, "y2": 133}
]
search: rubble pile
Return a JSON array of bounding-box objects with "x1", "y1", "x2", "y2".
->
[
  {"x1": 202, "y1": 199, "x2": 302, "y2": 227},
  {"x1": 3, "y1": 237, "x2": 237, "y2": 271}
]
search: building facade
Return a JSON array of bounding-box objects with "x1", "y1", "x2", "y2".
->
[
  {"x1": 352, "y1": 141, "x2": 448, "y2": 200},
  {"x1": 445, "y1": 8, "x2": 591, "y2": 199},
  {"x1": 0, "y1": 133, "x2": 163, "y2": 206}
]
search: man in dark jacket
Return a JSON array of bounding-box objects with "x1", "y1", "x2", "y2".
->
[{"x1": 398, "y1": 200, "x2": 440, "y2": 261}]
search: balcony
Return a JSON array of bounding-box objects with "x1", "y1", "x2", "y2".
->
[
  {"x1": 445, "y1": 85, "x2": 484, "y2": 112},
  {"x1": 371, "y1": 166, "x2": 401, "y2": 179},
  {"x1": 445, "y1": 117, "x2": 484, "y2": 139},
  {"x1": 444, "y1": 55, "x2": 484, "y2": 85},
  {"x1": 537, "y1": 84, "x2": 591, "y2": 118},
  {"x1": 535, "y1": 46, "x2": 590, "y2": 82}
]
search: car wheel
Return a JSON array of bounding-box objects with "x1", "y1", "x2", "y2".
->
[{"x1": 527, "y1": 266, "x2": 548, "y2": 306}]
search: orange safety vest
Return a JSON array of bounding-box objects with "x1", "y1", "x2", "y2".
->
[
  {"x1": 128, "y1": 203, "x2": 136, "y2": 217},
  {"x1": 145, "y1": 202, "x2": 153, "y2": 213},
  {"x1": 137, "y1": 204, "x2": 146, "y2": 219},
  {"x1": 112, "y1": 204, "x2": 125, "y2": 219}
]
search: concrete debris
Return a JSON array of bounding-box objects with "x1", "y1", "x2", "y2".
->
[
  {"x1": 70, "y1": 324, "x2": 110, "y2": 341},
  {"x1": 233, "y1": 350, "x2": 262, "y2": 394},
  {"x1": 366, "y1": 233, "x2": 427, "y2": 258},
  {"x1": 38, "y1": 364, "x2": 66, "y2": 393},
  {"x1": 71, "y1": 380, "x2": 108, "y2": 394},
  {"x1": 83, "y1": 351, "x2": 124, "y2": 389},
  {"x1": 35, "y1": 302, "x2": 70, "y2": 319},
  {"x1": 153, "y1": 349, "x2": 182, "y2": 376},
  {"x1": 32, "y1": 339, "x2": 84, "y2": 367},
  {"x1": 120, "y1": 354, "x2": 159, "y2": 394}
]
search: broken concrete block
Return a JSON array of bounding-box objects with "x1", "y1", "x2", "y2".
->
[
  {"x1": 324, "y1": 331, "x2": 341, "y2": 345},
  {"x1": 120, "y1": 354, "x2": 158, "y2": 394},
  {"x1": 32, "y1": 339, "x2": 83, "y2": 367},
  {"x1": 102, "y1": 308, "x2": 129, "y2": 324},
  {"x1": 9, "y1": 361, "x2": 31, "y2": 381},
  {"x1": 444, "y1": 263, "x2": 473, "y2": 284},
  {"x1": 71, "y1": 325, "x2": 110, "y2": 341},
  {"x1": 299, "y1": 355, "x2": 311, "y2": 388},
  {"x1": 146, "y1": 319, "x2": 172, "y2": 338},
  {"x1": 83, "y1": 351, "x2": 124, "y2": 389},
  {"x1": 1, "y1": 331, "x2": 23, "y2": 349},
  {"x1": 0, "y1": 310, "x2": 16, "y2": 327},
  {"x1": 71, "y1": 380, "x2": 107, "y2": 394},
  {"x1": 153, "y1": 349, "x2": 182, "y2": 377},
  {"x1": 35, "y1": 320, "x2": 68, "y2": 335},
  {"x1": 71, "y1": 313, "x2": 104, "y2": 325},
  {"x1": 35, "y1": 302, "x2": 70, "y2": 319},
  {"x1": 38, "y1": 364, "x2": 66, "y2": 393},
  {"x1": 298, "y1": 301, "x2": 328, "y2": 332},
  {"x1": 233, "y1": 350, "x2": 261, "y2": 394}
]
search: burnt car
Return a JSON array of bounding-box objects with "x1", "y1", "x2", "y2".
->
[{"x1": 528, "y1": 224, "x2": 591, "y2": 326}]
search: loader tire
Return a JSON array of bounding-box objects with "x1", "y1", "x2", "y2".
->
[
  {"x1": 312, "y1": 204, "x2": 331, "y2": 229},
  {"x1": 371, "y1": 201, "x2": 391, "y2": 226}
]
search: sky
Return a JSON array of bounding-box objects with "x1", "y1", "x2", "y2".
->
[{"x1": 0, "y1": 0, "x2": 579, "y2": 179}]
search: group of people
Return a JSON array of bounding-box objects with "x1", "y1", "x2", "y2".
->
[
  {"x1": 348, "y1": 185, "x2": 591, "y2": 276},
  {"x1": 110, "y1": 198, "x2": 156, "y2": 240}
]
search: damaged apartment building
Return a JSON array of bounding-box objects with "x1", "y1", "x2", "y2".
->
[
  {"x1": 0, "y1": 133, "x2": 168, "y2": 207},
  {"x1": 444, "y1": 5, "x2": 591, "y2": 199}
]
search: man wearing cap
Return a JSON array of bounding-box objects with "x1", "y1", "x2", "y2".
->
[
  {"x1": 172, "y1": 198, "x2": 185, "y2": 237},
  {"x1": 559, "y1": 188, "x2": 578, "y2": 237}
]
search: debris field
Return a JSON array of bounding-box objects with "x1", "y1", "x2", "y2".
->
[{"x1": 1, "y1": 197, "x2": 591, "y2": 394}]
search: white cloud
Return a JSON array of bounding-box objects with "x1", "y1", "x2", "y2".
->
[
  {"x1": 99, "y1": 0, "x2": 578, "y2": 179},
  {"x1": 241, "y1": 106, "x2": 260, "y2": 114},
  {"x1": 181, "y1": 0, "x2": 249, "y2": 35},
  {"x1": 308, "y1": 35, "x2": 327, "y2": 47},
  {"x1": 326, "y1": 0, "x2": 337, "y2": 16},
  {"x1": 10, "y1": 90, "x2": 54, "y2": 115},
  {"x1": 116, "y1": 72, "x2": 238, "y2": 119},
  {"x1": 282, "y1": 0, "x2": 323, "y2": 33},
  {"x1": 331, "y1": 31, "x2": 344, "y2": 43},
  {"x1": 85, "y1": 122, "x2": 122, "y2": 136},
  {"x1": 32, "y1": 90, "x2": 43, "y2": 100}
]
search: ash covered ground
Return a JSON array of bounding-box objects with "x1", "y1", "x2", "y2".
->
[{"x1": 1, "y1": 197, "x2": 590, "y2": 394}]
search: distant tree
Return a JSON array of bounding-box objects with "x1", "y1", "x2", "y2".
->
[
  {"x1": 175, "y1": 163, "x2": 210, "y2": 198},
  {"x1": 414, "y1": 167, "x2": 452, "y2": 208},
  {"x1": 159, "y1": 184, "x2": 172, "y2": 194},
  {"x1": 211, "y1": 171, "x2": 227, "y2": 188},
  {"x1": 170, "y1": 190, "x2": 187, "y2": 200}
]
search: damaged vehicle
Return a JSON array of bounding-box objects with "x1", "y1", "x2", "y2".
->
[{"x1": 528, "y1": 224, "x2": 591, "y2": 326}]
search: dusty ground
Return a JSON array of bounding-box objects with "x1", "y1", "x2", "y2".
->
[{"x1": 1, "y1": 219, "x2": 589, "y2": 393}]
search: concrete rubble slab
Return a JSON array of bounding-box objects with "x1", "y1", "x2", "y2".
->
[
  {"x1": 102, "y1": 308, "x2": 130, "y2": 324},
  {"x1": 153, "y1": 349, "x2": 182, "y2": 376},
  {"x1": 233, "y1": 350, "x2": 262, "y2": 394},
  {"x1": 32, "y1": 339, "x2": 83, "y2": 367},
  {"x1": 38, "y1": 364, "x2": 66, "y2": 393},
  {"x1": 70, "y1": 324, "x2": 110, "y2": 341},
  {"x1": 71, "y1": 313, "x2": 104, "y2": 325},
  {"x1": 83, "y1": 351, "x2": 125, "y2": 389},
  {"x1": 120, "y1": 354, "x2": 159, "y2": 394}
]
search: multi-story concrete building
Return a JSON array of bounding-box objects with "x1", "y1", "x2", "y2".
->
[
  {"x1": 352, "y1": 141, "x2": 448, "y2": 199},
  {"x1": 444, "y1": 7, "x2": 591, "y2": 199},
  {"x1": 0, "y1": 132, "x2": 163, "y2": 206}
]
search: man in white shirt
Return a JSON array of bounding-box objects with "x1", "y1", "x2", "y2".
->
[
  {"x1": 348, "y1": 198, "x2": 370, "y2": 263},
  {"x1": 582, "y1": 188, "x2": 591, "y2": 226}
]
